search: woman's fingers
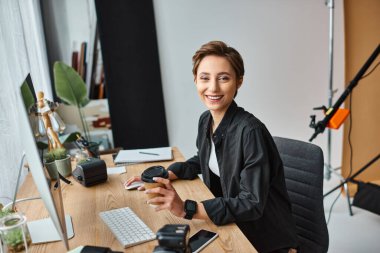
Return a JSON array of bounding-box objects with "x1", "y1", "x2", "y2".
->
[
  {"x1": 145, "y1": 186, "x2": 171, "y2": 195},
  {"x1": 147, "y1": 196, "x2": 165, "y2": 205},
  {"x1": 124, "y1": 176, "x2": 142, "y2": 186},
  {"x1": 147, "y1": 195, "x2": 175, "y2": 212},
  {"x1": 153, "y1": 177, "x2": 173, "y2": 190},
  {"x1": 145, "y1": 184, "x2": 185, "y2": 217}
]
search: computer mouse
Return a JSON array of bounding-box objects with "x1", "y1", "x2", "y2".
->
[{"x1": 124, "y1": 181, "x2": 144, "y2": 190}]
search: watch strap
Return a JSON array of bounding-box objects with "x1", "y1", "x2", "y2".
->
[{"x1": 184, "y1": 199, "x2": 197, "y2": 220}]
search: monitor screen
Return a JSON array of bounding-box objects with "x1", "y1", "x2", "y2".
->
[{"x1": 17, "y1": 74, "x2": 70, "y2": 250}]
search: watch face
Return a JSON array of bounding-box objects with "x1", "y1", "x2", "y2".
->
[
  {"x1": 186, "y1": 200, "x2": 197, "y2": 212},
  {"x1": 184, "y1": 200, "x2": 197, "y2": 220},
  {"x1": 187, "y1": 203, "x2": 196, "y2": 212}
]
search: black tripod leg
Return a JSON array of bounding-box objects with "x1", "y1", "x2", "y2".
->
[{"x1": 324, "y1": 153, "x2": 380, "y2": 198}]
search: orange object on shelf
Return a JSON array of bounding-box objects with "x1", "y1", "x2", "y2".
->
[{"x1": 327, "y1": 108, "x2": 350, "y2": 129}]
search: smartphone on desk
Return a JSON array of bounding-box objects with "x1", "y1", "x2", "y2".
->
[{"x1": 188, "y1": 229, "x2": 218, "y2": 253}]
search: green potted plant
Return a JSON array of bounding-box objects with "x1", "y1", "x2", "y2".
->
[
  {"x1": 43, "y1": 148, "x2": 72, "y2": 179},
  {"x1": 43, "y1": 151, "x2": 58, "y2": 180},
  {"x1": 52, "y1": 148, "x2": 72, "y2": 178}
]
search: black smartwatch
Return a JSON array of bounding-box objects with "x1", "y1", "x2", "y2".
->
[{"x1": 184, "y1": 199, "x2": 197, "y2": 220}]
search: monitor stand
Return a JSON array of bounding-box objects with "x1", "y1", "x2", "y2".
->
[{"x1": 27, "y1": 214, "x2": 74, "y2": 243}]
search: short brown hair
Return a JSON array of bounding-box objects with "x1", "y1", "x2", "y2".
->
[{"x1": 192, "y1": 41, "x2": 245, "y2": 79}]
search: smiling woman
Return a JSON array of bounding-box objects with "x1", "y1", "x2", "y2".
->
[{"x1": 127, "y1": 41, "x2": 299, "y2": 253}]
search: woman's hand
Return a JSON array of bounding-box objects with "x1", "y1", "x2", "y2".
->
[
  {"x1": 124, "y1": 170, "x2": 177, "y2": 191},
  {"x1": 146, "y1": 177, "x2": 185, "y2": 218},
  {"x1": 124, "y1": 176, "x2": 145, "y2": 191}
]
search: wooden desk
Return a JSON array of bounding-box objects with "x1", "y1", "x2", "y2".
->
[{"x1": 17, "y1": 148, "x2": 256, "y2": 253}]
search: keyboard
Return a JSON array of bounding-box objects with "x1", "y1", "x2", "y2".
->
[{"x1": 99, "y1": 207, "x2": 156, "y2": 248}]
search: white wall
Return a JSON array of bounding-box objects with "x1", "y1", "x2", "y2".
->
[
  {"x1": 153, "y1": 0, "x2": 345, "y2": 169},
  {"x1": 41, "y1": 0, "x2": 98, "y2": 91},
  {"x1": 42, "y1": 0, "x2": 92, "y2": 65}
]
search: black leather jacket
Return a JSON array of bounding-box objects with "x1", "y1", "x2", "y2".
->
[{"x1": 168, "y1": 101, "x2": 298, "y2": 253}]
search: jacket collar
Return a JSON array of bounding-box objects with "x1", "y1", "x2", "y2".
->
[{"x1": 204, "y1": 100, "x2": 239, "y2": 138}]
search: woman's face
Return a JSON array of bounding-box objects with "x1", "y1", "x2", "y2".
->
[{"x1": 195, "y1": 55, "x2": 242, "y2": 116}]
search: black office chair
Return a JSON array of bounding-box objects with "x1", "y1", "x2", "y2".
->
[{"x1": 273, "y1": 136, "x2": 329, "y2": 253}]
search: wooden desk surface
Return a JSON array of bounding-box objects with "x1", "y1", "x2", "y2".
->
[{"x1": 17, "y1": 147, "x2": 256, "y2": 253}]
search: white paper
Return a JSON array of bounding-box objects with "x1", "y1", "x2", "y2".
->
[
  {"x1": 107, "y1": 166, "x2": 126, "y2": 175},
  {"x1": 114, "y1": 147, "x2": 173, "y2": 164}
]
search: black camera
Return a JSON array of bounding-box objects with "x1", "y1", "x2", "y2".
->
[
  {"x1": 72, "y1": 157, "x2": 107, "y2": 187},
  {"x1": 152, "y1": 224, "x2": 190, "y2": 253}
]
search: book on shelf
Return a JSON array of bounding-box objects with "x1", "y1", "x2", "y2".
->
[
  {"x1": 71, "y1": 51, "x2": 79, "y2": 71},
  {"x1": 78, "y1": 42, "x2": 87, "y2": 81}
]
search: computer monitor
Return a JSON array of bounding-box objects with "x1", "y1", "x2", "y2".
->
[{"x1": 15, "y1": 74, "x2": 72, "y2": 250}]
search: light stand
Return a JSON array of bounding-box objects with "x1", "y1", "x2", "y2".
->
[
  {"x1": 311, "y1": 0, "x2": 349, "y2": 214},
  {"x1": 310, "y1": 44, "x2": 380, "y2": 215},
  {"x1": 309, "y1": 44, "x2": 380, "y2": 144},
  {"x1": 326, "y1": 0, "x2": 355, "y2": 208},
  {"x1": 325, "y1": 0, "x2": 335, "y2": 181}
]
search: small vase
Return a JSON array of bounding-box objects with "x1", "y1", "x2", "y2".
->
[
  {"x1": 55, "y1": 155, "x2": 72, "y2": 177},
  {"x1": 45, "y1": 161, "x2": 58, "y2": 180},
  {"x1": 0, "y1": 213, "x2": 32, "y2": 253},
  {"x1": 75, "y1": 149, "x2": 89, "y2": 164}
]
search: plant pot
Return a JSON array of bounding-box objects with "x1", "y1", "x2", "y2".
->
[
  {"x1": 55, "y1": 155, "x2": 72, "y2": 177},
  {"x1": 45, "y1": 161, "x2": 58, "y2": 180}
]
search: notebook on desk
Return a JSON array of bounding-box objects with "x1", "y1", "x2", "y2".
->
[{"x1": 114, "y1": 147, "x2": 173, "y2": 165}]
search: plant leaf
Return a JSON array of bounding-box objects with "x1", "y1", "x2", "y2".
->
[
  {"x1": 54, "y1": 61, "x2": 89, "y2": 108},
  {"x1": 20, "y1": 79, "x2": 35, "y2": 111},
  {"x1": 59, "y1": 132, "x2": 81, "y2": 144}
]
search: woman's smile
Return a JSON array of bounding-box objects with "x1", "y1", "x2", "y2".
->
[
  {"x1": 195, "y1": 55, "x2": 242, "y2": 119},
  {"x1": 205, "y1": 95, "x2": 224, "y2": 102}
]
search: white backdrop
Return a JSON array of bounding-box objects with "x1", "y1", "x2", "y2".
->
[{"x1": 153, "y1": 0, "x2": 345, "y2": 169}]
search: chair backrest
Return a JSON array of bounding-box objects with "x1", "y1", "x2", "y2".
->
[{"x1": 273, "y1": 136, "x2": 329, "y2": 253}]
